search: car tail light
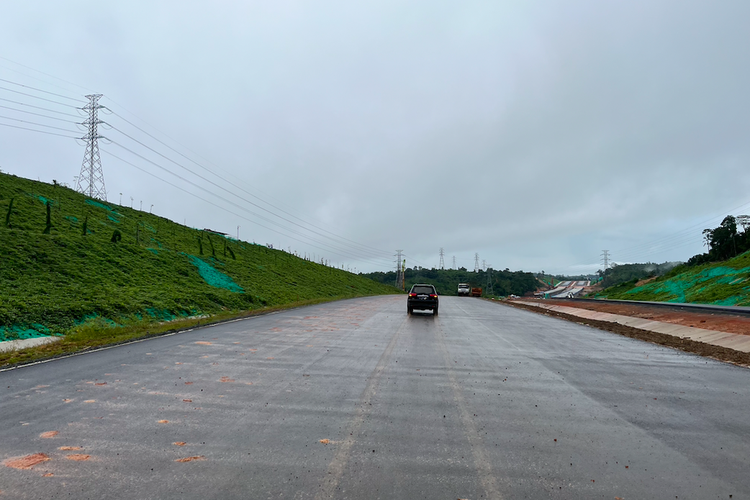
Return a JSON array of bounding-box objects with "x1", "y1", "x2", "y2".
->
[
  {"x1": 429, "y1": 294, "x2": 437, "y2": 298},
  {"x1": 409, "y1": 293, "x2": 417, "y2": 297}
]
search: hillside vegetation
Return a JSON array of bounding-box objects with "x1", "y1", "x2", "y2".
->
[
  {"x1": 594, "y1": 251, "x2": 750, "y2": 306},
  {"x1": 0, "y1": 172, "x2": 396, "y2": 344}
]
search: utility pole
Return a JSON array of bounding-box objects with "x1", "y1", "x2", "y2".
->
[
  {"x1": 439, "y1": 248, "x2": 445, "y2": 270},
  {"x1": 474, "y1": 253, "x2": 480, "y2": 273},
  {"x1": 601, "y1": 250, "x2": 610, "y2": 270},
  {"x1": 395, "y1": 250, "x2": 403, "y2": 288},
  {"x1": 75, "y1": 94, "x2": 107, "y2": 200}
]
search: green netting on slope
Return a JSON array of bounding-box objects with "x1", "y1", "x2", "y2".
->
[
  {"x1": 188, "y1": 255, "x2": 244, "y2": 293},
  {"x1": 622, "y1": 265, "x2": 750, "y2": 304},
  {"x1": 85, "y1": 199, "x2": 114, "y2": 211},
  {"x1": 0, "y1": 324, "x2": 53, "y2": 342},
  {"x1": 36, "y1": 195, "x2": 56, "y2": 206}
]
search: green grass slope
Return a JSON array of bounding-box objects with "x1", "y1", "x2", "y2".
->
[
  {"x1": 0, "y1": 172, "x2": 397, "y2": 343},
  {"x1": 594, "y1": 252, "x2": 750, "y2": 306}
]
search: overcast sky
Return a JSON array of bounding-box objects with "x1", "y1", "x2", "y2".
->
[{"x1": 1, "y1": 0, "x2": 749, "y2": 275}]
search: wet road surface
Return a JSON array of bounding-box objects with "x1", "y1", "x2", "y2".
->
[{"x1": 1, "y1": 295, "x2": 749, "y2": 499}]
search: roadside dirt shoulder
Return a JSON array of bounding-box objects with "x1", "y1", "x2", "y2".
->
[
  {"x1": 505, "y1": 300, "x2": 750, "y2": 367},
  {"x1": 539, "y1": 299, "x2": 750, "y2": 336}
]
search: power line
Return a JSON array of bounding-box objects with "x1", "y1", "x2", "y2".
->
[
  {"x1": 106, "y1": 123, "x2": 392, "y2": 261},
  {"x1": 0, "y1": 114, "x2": 79, "y2": 134},
  {"x1": 0, "y1": 121, "x2": 79, "y2": 139},
  {"x1": 107, "y1": 109, "x2": 393, "y2": 259},
  {"x1": 0, "y1": 96, "x2": 81, "y2": 117},
  {"x1": 0, "y1": 103, "x2": 79, "y2": 123},
  {"x1": 0, "y1": 85, "x2": 82, "y2": 108},
  {"x1": 0, "y1": 56, "x2": 94, "y2": 93},
  {"x1": 0, "y1": 77, "x2": 85, "y2": 103}
]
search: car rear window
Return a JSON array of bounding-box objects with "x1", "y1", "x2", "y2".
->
[{"x1": 411, "y1": 286, "x2": 435, "y2": 294}]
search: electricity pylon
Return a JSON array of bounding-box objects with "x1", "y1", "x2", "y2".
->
[
  {"x1": 439, "y1": 248, "x2": 445, "y2": 270},
  {"x1": 75, "y1": 94, "x2": 107, "y2": 200}
]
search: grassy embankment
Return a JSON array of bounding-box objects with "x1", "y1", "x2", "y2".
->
[
  {"x1": 594, "y1": 251, "x2": 750, "y2": 306},
  {"x1": 0, "y1": 173, "x2": 397, "y2": 366}
]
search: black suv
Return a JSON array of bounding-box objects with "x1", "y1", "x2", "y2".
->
[{"x1": 407, "y1": 284, "x2": 439, "y2": 315}]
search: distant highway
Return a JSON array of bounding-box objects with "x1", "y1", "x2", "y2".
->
[{"x1": 1, "y1": 296, "x2": 748, "y2": 499}]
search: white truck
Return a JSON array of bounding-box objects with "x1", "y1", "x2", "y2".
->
[{"x1": 457, "y1": 283, "x2": 471, "y2": 296}]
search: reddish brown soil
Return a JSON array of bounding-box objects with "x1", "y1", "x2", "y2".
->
[
  {"x1": 58, "y1": 446, "x2": 81, "y2": 451},
  {"x1": 39, "y1": 431, "x2": 58, "y2": 439},
  {"x1": 539, "y1": 299, "x2": 750, "y2": 336},
  {"x1": 506, "y1": 301, "x2": 750, "y2": 367},
  {"x1": 173, "y1": 442, "x2": 187, "y2": 446},
  {"x1": 65, "y1": 454, "x2": 90, "y2": 461},
  {"x1": 3, "y1": 453, "x2": 50, "y2": 469},
  {"x1": 175, "y1": 456, "x2": 204, "y2": 463}
]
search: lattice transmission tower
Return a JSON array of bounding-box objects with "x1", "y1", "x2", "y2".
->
[
  {"x1": 474, "y1": 253, "x2": 480, "y2": 272},
  {"x1": 75, "y1": 94, "x2": 107, "y2": 200},
  {"x1": 439, "y1": 248, "x2": 445, "y2": 270},
  {"x1": 601, "y1": 250, "x2": 610, "y2": 269}
]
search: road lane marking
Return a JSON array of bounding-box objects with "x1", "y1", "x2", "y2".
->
[
  {"x1": 314, "y1": 317, "x2": 406, "y2": 500},
  {"x1": 437, "y1": 327, "x2": 504, "y2": 500}
]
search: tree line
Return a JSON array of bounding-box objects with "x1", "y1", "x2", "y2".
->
[
  {"x1": 361, "y1": 267, "x2": 538, "y2": 297},
  {"x1": 688, "y1": 215, "x2": 750, "y2": 265}
]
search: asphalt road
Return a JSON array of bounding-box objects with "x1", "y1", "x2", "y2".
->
[{"x1": 1, "y1": 295, "x2": 749, "y2": 499}]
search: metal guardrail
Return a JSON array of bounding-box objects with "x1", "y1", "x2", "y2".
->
[{"x1": 548, "y1": 297, "x2": 750, "y2": 317}]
